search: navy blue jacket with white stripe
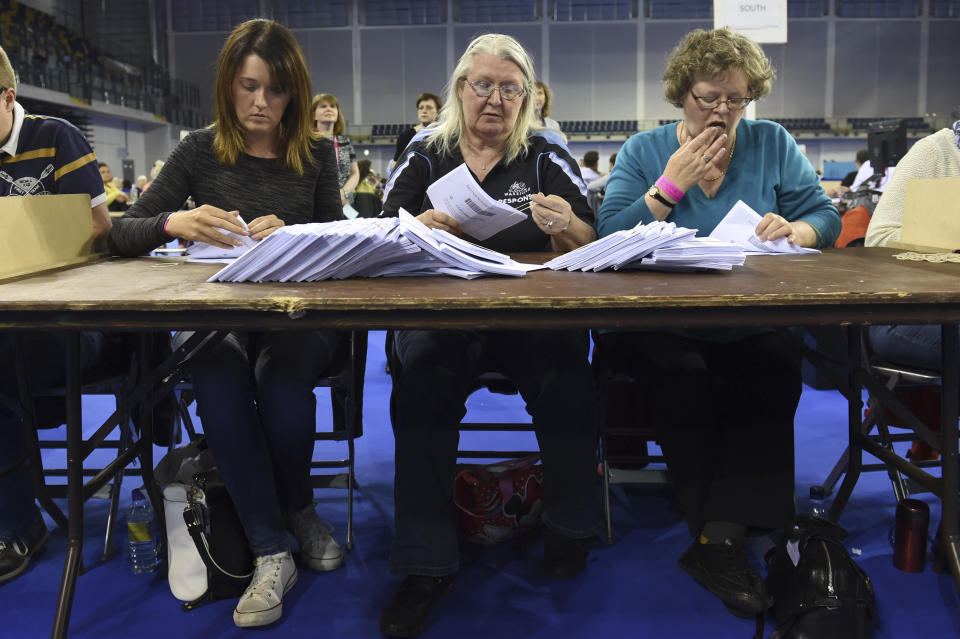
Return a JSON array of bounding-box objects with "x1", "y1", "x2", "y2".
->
[{"x1": 381, "y1": 131, "x2": 593, "y2": 253}]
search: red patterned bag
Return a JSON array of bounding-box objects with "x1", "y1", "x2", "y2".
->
[{"x1": 453, "y1": 455, "x2": 544, "y2": 545}]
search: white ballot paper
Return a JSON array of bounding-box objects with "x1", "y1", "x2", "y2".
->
[
  {"x1": 709, "y1": 200, "x2": 819, "y2": 255},
  {"x1": 425, "y1": 163, "x2": 528, "y2": 240},
  {"x1": 185, "y1": 214, "x2": 258, "y2": 261}
]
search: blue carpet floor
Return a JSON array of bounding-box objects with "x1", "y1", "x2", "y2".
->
[{"x1": 6, "y1": 331, "x2": 959, "y2": 638}]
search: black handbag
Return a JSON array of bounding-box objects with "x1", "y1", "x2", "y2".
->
[
  {"x1": 156, "y1": 439, "x2": 254, "y2": 611},
  {"x1": 180, "y1": 468, "x2": 255, "y2": 610},
  {"x1": 764, "y1": 515, "x2": 877, "y2": 639}
]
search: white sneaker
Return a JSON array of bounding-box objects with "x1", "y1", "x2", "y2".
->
[
  {"x1": 233, "y1": 551, "x2": 298, "y2": 628},
  {"x1": 285, "y1": 503, "x2": 344, "y2": 571}
]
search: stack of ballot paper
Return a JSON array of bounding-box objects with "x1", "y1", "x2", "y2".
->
[
  {"x1": 544, "y1": 220, "x2": 746, "y2": 272},
  {"x1": 207, "y1": 209, "x2": 544, "y2": 283}
]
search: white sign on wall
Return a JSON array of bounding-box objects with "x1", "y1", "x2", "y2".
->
[{"x1": 713, "y1": 0, "x2": 787, "y2": 44}]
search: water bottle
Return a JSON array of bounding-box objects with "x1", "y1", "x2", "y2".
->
[{"x1": 127, "y1": 488, "x2": 159, "y2": 574}]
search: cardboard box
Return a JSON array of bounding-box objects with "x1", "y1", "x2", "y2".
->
[
  {"x1": 886, "y1": 177, "x2": 960, "y2": 253},
  {"x1": 0, "y1": 193, "x2": 99, "y2": 281}
]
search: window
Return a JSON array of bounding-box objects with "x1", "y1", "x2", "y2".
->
[
  {"x1": 273, "y1": 0, "x2": 350, "y2": 27},
  {"x1": 788, "y1": 0, "x2": 827, "y2": 18},
  {"x1": 647, "y1": 0, "x2": 712, "y2": 19},
  {"x1": 930, "y1": 0, "x2": 960, "y2": 17},
  {"x1": 836, "y1": 0, "x2": 920, "y2": 17},
  {"x1": 553, "y1": 0, "x2": 636, "y2": 21},
  {"x1": 171, "y1": 0, "x2": 259, "y2": 32},
  {"x1": 362, "y1": 0, "x2": 445, "y2": 25}
]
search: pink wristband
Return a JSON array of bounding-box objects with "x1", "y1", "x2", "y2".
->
[
  {"x1": 655, "y1": 175, "x2": 685, "y2": 202},
  {"x1": 163, "y1": 216, "x2": 173, "y2": 236}
]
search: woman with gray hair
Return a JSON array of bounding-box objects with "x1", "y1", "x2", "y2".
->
[{"x1": 380, "y1": 33, "x2": 601, "y2": 638}]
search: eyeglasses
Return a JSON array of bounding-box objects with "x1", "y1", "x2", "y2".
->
[
  {"x1": 691, "y1": 94, "x2": 753, "y2": 111},
  {"x1": 465, "y1": 80, "x2": 525, "y2": 101}
]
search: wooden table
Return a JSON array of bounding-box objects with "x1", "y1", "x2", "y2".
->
[{"x1": 0, "y1": 247, "x2": 958, "y2": 636}]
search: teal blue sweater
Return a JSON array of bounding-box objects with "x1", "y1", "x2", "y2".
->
[{"x1": 597, "y1": 119, "x2": 840, "y2": 246}]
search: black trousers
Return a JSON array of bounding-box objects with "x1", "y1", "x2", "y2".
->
[
  {"x1": 0, "y1": 331, "x2": 105, "y2": 541},
  {"x1": 595, "y1": 330, "x2": 800, "y2": 537},
  {"x1": 388, "y1": 329, "x2": 602, "y2": 576}
]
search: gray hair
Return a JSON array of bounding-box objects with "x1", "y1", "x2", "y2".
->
[{"x1": 425, "y1": 33, "x2": 536, "y2": 165}]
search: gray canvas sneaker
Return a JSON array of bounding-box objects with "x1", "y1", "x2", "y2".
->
[{"x1": 284, "y1": 503, "x2": 344, "y2": 571}]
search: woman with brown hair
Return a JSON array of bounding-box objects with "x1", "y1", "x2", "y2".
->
[
  {"x1": 392, "y1": 91, "x2": 442, "y2": 166},
  {"x1": 109, "y1": 19, "x2": 344, "y2": 628},
  {"x1": 313, "y1": 92, "x2": 360, "y2": 206},
  {"x1": 596, "y1": 27, "x2": 840, "y2": 620}
]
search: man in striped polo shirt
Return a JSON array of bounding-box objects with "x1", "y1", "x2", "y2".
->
[{"x1": 0, "y1": 43, "x2": 111, "y2": 585}]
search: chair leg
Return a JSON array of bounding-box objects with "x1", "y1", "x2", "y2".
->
[
  {"x1": 13, "y1": 335, "x2": 69, "y2": 531},
  {"x1": 602, "y1": 455, "x2": 614, "y2": 546},
  {"x1": 28, "y1": 425, "x2": 69, "y2": 531},
  {"x1": 345, "y1": 436, "x2": 355, "y2": 551},
  {"x1": 101, "y1": 408, "x2": 133, "y2": 562}
]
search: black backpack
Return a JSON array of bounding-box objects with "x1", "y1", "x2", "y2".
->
[{"x1": 764, "y1": 515, "x2": 877, "y2": 639}]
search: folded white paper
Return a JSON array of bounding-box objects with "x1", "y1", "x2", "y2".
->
[
  {"x1": 425, "y1": 163, "x2": 528, "y2": 240},
  {"x1": 709, "y1": 200, "x2": 820, "y2": 255}
]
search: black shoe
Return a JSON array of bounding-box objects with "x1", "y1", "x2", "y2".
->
[
  {"x1": 543, "y1": 528, "x2": 588, "y2": 580},
  {"x1": 678, "y1": 539, "x2": 773, "y2": 616},
  {"x1": 379, "y1": 574, "x2": 455, "y2": 638},
  {"x1": 0, "y1": 513, "x2": 50, "y2": 585}
]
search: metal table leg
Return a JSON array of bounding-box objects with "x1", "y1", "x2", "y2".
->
[
  {"x1": 938, "y1": 323, "x2": 960, "y2": 595},
  {"x1": 51, "y1": 331, "x2": 82, "y2": 639},
  {"x1": 829, "y1": 326, "x2": 865, "y2": 521}
]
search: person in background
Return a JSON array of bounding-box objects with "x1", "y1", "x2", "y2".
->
[
  {"x1": 313, "y1": 92, "x2": 359, "y2": 208},
  {"x1": 98, "y1": 162, "x2": 128, "y2": 212},
  {"x1": 353, "y1": 158, "x2": 382, "y2": 217},
  {"x1": 533, "y1": 80, "x2": 561, "y2": 134},
  {"x1": 142, "y1": 159, "x2": 163, "y2": 192},
  {"x1": 391, "y1": 92, "x2": 442, "y2": 170},
  {"x1": 379, "y1": 33, "x2": 601, "y2": 639},
  {"x1": 827, "y1": 148, "x2": 868, "y2": 199},
  {"x1": 586, "y1": 152, "x2": 617, "y2": 214},
  {"x1": 596, "y1": 27, "x2": 840, "y2": 621},
  {"x1": 109, "y1": 19, "x2": 344, "y2": 628},
  {"x1": 579, "y1": 150, "x2": 602, "y2": 182},
  {"x1": 0, "y1": 42, "x2": 110, "y2": 585},
  {"x1": 135, "y1": 174, "x2": 147, "y2": 198}
]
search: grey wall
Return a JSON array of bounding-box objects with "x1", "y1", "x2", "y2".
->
[{"x1": 104, "y1": 14, "x2": 954, "y2": 177}]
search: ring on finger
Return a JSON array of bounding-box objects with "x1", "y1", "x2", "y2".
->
[
  {"x1": 702, "y1": 154, "x2": 711, "y2": 163},
  {"x1": 546, "y1": 220, "x2": 554, "y2": 228}
]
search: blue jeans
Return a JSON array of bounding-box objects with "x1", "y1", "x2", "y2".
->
[
  {"x1": 869, "y1": 324, "x2": 942, "y2": 372},
  {"x1": 173, "y1": 330, "x2": 339, "y2": 556},
  {"x1": 388, "y1": 329, "x2": 602, "y2": 576},
  {"x1": 0, "y1": 331, "x2": 105, "y2": 541}
]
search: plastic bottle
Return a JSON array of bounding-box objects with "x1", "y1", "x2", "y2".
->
[{"x1": 127, "y1": 488, "x2": 160, "y2": 574}]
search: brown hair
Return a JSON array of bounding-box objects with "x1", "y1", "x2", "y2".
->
[
  {"x1": 663, "y1": 27, "x2": 774, "y2": 106},
  {"x1": 311, "y1": 93, "x2": 345, "y2": 136},
  {"x1": 212, "y1": 19, "x2": 316, "y2": 174},
  {"x1": 416, "y1": 92, "x2": 442, "y2": 110},
  {"x1": 535, "y1": 81, "x2": 553, "y2": 118}
]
